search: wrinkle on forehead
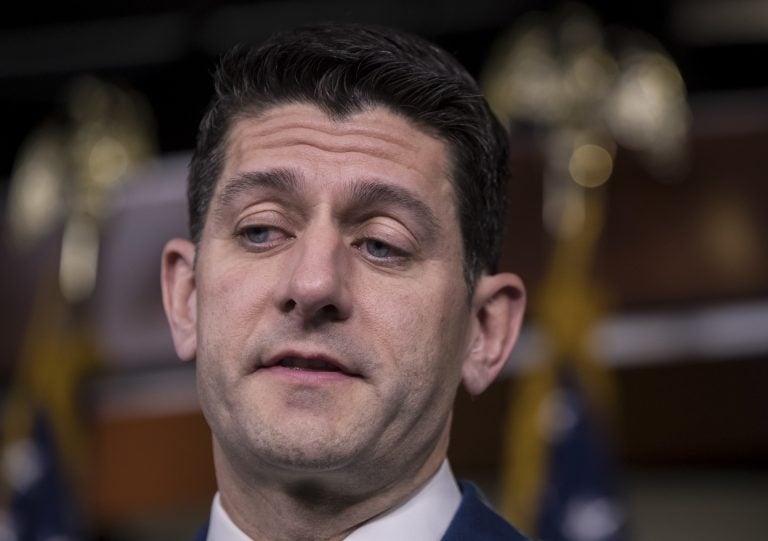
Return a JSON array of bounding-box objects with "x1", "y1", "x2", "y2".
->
[
  {"x1": 227, "y1": 104, "x2": 430, "y2": 162},
  {"x1": 219, "y1": 104, "x2": 456, "y2": 205}
]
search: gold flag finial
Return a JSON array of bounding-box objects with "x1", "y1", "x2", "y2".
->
[{"x1": 58, "y1": 76, "x2": 156, "y2": 303}]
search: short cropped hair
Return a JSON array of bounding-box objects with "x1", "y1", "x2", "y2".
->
[{"x1": 188, "y1": 22, "x2": 511, "y2": 284}]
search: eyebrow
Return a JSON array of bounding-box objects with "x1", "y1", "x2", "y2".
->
[
  {"x1": 344, "y1": 179, "x2": 440, "y2": 239},
  {"x1": 213, "y1": 168, "x2": 441, "y2": 239},
  {"x1": 215, "y1": 168, "x2": 301, "y2": 211}
]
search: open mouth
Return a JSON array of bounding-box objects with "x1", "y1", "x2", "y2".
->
[{"x1": 262, "y1": 351, "x2": 362, "y2": 379}]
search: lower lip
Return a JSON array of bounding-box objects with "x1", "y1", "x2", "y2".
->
[{"x1": 258, "y1": 365, "x2": 358, "y2": 384}]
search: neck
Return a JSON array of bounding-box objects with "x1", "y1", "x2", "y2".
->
[{"x1": 214, "y1": 424, "x2": 451, "y2": 541}]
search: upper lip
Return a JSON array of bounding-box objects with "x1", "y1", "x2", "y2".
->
[{"x1": 261, "y1": 350, "x2": 360, "y2": 377}]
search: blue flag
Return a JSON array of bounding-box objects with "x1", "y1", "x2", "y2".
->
[
  {"x1": 5, "y1": 410, "x2": 83, "y2": 541},
  {"x1": 535, "y1": 367, "x2": 626, "y2": 541}
]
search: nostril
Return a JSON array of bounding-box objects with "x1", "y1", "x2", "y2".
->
[
  {"x1": 320, "y1": 303, "x2": 342, "y2": 319},
  {"x1": 282, "y1": 298, "x2": 346, "y2": 321}
]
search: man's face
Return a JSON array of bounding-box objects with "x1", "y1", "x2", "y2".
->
[{"x1": 187, "y1": 103, "x2": 478, "y2": 484}]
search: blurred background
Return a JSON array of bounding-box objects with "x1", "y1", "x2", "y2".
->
[{"x1": 0, "y1": 1, "x2": 766, "y2": 540}]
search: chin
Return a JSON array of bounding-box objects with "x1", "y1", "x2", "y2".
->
[
  {"x1": 272, "y1": 448, "x2": 353, "y2": 471},
  {"x1": 240, "y1": 424, "x2": 366, "y2": 474}
]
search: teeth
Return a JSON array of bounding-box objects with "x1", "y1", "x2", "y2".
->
[{"x1": 279, "y1": 357, "x2": 340, "y2": 371}]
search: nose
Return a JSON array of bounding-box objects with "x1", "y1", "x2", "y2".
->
[{"x1": 276, "y1": 227, "x2": 352, "y2": 325}]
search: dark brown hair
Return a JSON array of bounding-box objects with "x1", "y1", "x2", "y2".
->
[{"x1": 188, "y1": 22, "x2": 511, "y2": 284}]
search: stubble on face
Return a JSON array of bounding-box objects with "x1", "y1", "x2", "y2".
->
[{"x1": 193, "y1": 103, "x2": 474, "y2": 497}]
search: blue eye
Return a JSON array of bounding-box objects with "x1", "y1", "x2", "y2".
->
[
  {"x1": 244, "y1": 226, "x2": 271, "y2": 243},
  {"x1": 364, "y1": 239, "x2": 392, "y2": 258}
]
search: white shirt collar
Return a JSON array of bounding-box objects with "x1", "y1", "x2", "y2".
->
[
  {"x1": 207, "y1": 492, "x2": 253, "y2": 541},
  {"x1": 207, "y1": 460, "x2": 461, "y2": 541}
]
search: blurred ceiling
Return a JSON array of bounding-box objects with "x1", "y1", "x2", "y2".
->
[{"x1": 1, "y1": 0, "x2": 767, "y2": 187}]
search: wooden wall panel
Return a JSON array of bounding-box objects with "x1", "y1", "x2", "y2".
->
[{"x1": 88, "y1": 411, "x2": 216, "y2": 522}]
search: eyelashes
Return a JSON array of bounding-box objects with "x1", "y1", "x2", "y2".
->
[
  {"x1": 353, "y1": 237, "x2": 410, "y2": 266},
  {"x1": 235, "y1": 224, "x2": 413, "y2": 267},
  {"x1": 242, "y1": 225, "x2": 290, "y2": 245}
]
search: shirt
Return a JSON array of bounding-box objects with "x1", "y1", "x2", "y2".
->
[{"x1": 207, "y1": 460, "x2": 462, "y2": 541}]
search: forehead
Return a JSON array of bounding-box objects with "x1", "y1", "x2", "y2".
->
[{"x1": 217, "y1": 103, "x2": 455, "y2": 201}]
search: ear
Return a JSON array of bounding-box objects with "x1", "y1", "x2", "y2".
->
[
  {"x1": 161, "y1": 238, "x2": 198, "y2": 361},
  {"x1": 462, "y1": 272, "x2": 526, "y2": 396}
]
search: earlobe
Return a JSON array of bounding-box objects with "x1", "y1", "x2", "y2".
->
[
  {"x1": 161, "y1": 238, "x2": 198, "y2": 361},
  {"x1": 462, "y1": 273, "x2": 526, "y2": 396}
]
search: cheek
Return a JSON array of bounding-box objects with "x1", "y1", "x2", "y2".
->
[
  {"x1": 361, "y1": 280, "x2": 470, "y2": 440},
  {"x1": 196, "y1": 259, "x2": 277, "y2": 370},
  {"x1": 195, "y1": 262, "x2": 277, "y2": 426},
  {"x1": 359, "y1": 272, "x2": 470, "y2": 380},
  {"x1": 201, "y1": 255, "x2": 276, "y2": 319}
]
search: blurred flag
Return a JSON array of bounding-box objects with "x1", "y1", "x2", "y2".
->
[
  {"x1": 1, "y1": 75, "x2": 155, "y2": 541},
  {"x1": 3, "y1": 410, "x2": 82, "y2": 541},
  {"x1": 1, "y1": 271, "x2": 98, "y2": 541},
  {"x1": 532, "y1": 366, "x2": 625, "y2": 541},
  {"x1": 502, "y1": 192, "x2": 627, "y2": 541}
]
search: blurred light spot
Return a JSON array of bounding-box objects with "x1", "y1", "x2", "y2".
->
[
  {"x1": 59, "y1": 214, "x2": 99, "y2": 303},
  {"x1": 562, "y1": 496, "x2": 624, "y2": 541},
  {"x1": 482, "y1": 21, "x2": 568, "y2": 124},
  {"x1": 606, "y1": 51, "x2": 689, "y2": 173},
  {"x1": 2, "y1": 440, "x2": 43, "y2": 493},
  {"x1": 8, "y1": 162, "x2": 61, "y2": 246},
  {"x1": 568, "y1": 48, "x2": 617, "y2": 100},
  {"x1": 6, "y1": 131, "x2": 66, "y2": 248},
  {"x1": 88, "y1": 135, "x2": 129, "y2": 188},
  {"x1": 569, "y1": 144, "x2": 613, "y2": 187}
]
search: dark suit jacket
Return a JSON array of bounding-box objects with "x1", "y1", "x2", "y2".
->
[
  {"x1": 442, "y1": 481, "x2": 529, "y2": 540},
  {"x1": 194, "y1": 480, "x2": 530, "y2": 540}
]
